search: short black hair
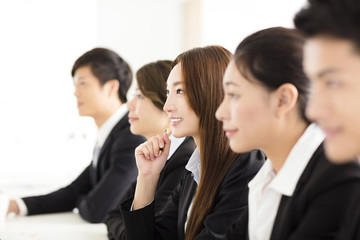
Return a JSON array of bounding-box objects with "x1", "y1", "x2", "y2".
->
[
  {"x1": 294, "y1": 0, "x2": 360, "y2": 50},
  {"x1": 71, "y1": 48, "x2": 132, "y2": 103}
]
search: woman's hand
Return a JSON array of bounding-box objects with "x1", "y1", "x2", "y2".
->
[
  {"x1": 133, "y1": 131, "x2": 171, "y2": 210},
  {"x1": 135, "y1": 131, "x2": 171, "y2": 177}
]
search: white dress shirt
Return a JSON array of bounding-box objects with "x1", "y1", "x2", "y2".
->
[
  {"x1": 15, "y1": 105, "x2": 128, "y2": 216},
  {"x1": 248, "y1": 123, "x2": 325, "y2": 240},
  {"x1": 93, "y1": 104, "x2": 128, "y2": 167},
  {"x1": 184, "y1": 147, "x2": 201, "y2": 231}
]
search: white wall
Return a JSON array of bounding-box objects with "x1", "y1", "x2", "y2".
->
[
  {"x1": 185, "y1": 0, "x2": 307, "y2": 52},
  {"x1": 0, "y1": 0, "x2": 308, "y2": 195},
  {"x1": 0, "y1": 0, "x2": 99, "y2": 192}
]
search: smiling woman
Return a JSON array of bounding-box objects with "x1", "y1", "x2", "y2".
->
[{"x1": 120, "y1": 46, "x2": 265, "y2": 240}]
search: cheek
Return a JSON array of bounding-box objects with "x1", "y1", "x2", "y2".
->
[{"x1": 232, "y1": 104, "x2": 261, "y2": 126}]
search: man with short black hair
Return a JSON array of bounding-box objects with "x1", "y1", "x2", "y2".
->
[
  {"x1": 7, "y1": 48, "x2": 145, "y2": 223},
  {"x1": 295, "y1": 1, "x2": 360, "y2": 239}
]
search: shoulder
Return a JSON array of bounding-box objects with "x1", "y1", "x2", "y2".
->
[
  {"x1": 225, "y1": 149, "x2": 266, "y2": 181},
  {"x1": 303, "y1": 144, "x2": 360, "y2": 187},
  {"x1": 295, "y1": 144, "x2": 360, "y2": 198},
  {"x1": 165, "y1": 137, "x2": 196, "y2": 171}
]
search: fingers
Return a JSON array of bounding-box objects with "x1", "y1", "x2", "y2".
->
[{"x1": 136, "y1": 134, "x2": 170, "y2": 160}]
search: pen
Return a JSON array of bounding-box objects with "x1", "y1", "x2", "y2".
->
[{"x1": 159, "y1": 128, "x2": 171, "y2": 156}]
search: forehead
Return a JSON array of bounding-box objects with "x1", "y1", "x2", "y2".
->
[
  {"x1": 73, "y1": 65, "x2": 96, "y2": 80},
  {"x1": 303, "y1": 36, "x2": 359, "y2": 75},
  {"x1": 166, "y1": 63, "x2": 183, "y2": 87},
  {"x1": 223, "y1": 60, "x2": 248, "y2": 86}
]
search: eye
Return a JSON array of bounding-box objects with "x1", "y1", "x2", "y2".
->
[
  {"x1": 325, "y1": 79, "x2": 340, "y2": 88},
  {"x1": 136, "y1": 94, "x2": 145, "y2": 100},
  {"x1": 227, "y1": 92, "x2": 239, "y2": 99},
  {"x1": 176, "y1": 89, "x2": 184, "y2": 94}
]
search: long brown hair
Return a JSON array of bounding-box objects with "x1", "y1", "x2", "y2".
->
[
  {"x1": 136, "y1": 60, "x2": 172, "y2": 110},
  {"x1": 172, "y1": 46, "x2": 238, "y2": 239}
]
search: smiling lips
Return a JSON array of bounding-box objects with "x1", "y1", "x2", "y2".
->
[{"x1": 170, "y1": 118, "x2": 183, "y2": 126}]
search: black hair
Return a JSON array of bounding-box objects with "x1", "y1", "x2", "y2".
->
[
  {"x1": 71, "y1": 48, "x2": 132, "y2": 103},
  {"x1": 294, "y1": 0, "x2": 360, "y2": 51},
  {"x1": 234, "y1": 27, "x2": 310, "y2": 123}
]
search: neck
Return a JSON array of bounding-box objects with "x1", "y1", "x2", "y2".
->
[
  {"x1": 94, "y1": 102, "x2": 122, "y2": 128},
  {"x1": 193, "y1": 135, "x2": 201, "y2": 153},
  {"x1": 264, "y1": 120, "x2": 308, "y2": 173}
]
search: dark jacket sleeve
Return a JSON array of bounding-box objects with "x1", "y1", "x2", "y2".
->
[
  {"x1": 105, "y1": 137, "x2": 195, "y2": 240},
  {"x1": 106, "y1": 159, "x2": 188, "y2": 240},
  {"x1": 23, "y1": 165, "x2": 92, "y2": 215},
  {"x1": 120, "y1": 172, "x2": 187, "y2": 240},
  {"x1": 121, "y1": 150, "x2": 264, "y2": 240},
  {"x1": 194, "y1": 150, "x2": 264, "y2": 240},
  {"x1": 275, "y1": 160, "x2": 360, "y2": 240},
  {"x1": 78, "y1": 128, "x2": 144, "y2": 223},
  {"x1": 23, "y1": 120, "x2": 145, "y2": 223},
  {"x1": 225, "y1": 208, "x2": 249, "y2": 240}
]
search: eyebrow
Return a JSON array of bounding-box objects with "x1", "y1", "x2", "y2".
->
[
  {"x1": 317, "y1": 68, "x2": 339, "y2": 78},
  {"x1": 173, "y1": 81, "x2": 182, "y2": 87},
  {"x1": 224, "y1": 81, "x2": 239, "y2": 87},
  {"x1": 166, "y1": 81, "x2": 183, "y2": 88}
]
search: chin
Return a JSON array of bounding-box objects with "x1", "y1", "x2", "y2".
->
[
  {"x1": 171, "y1": 130, "x2": 185, "y2": 139},
  {"x1": 324, "y1": 143, "x2": 357, "y2": 164}
]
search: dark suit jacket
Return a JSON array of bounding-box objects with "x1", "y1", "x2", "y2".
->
[
  {"x1": 335, "y1": 171, "x2": 360, "y2": 240},
  {"x1": 105, "y1": 137, "x2": 196, "y2": 240},
  {"x1": 121, "y1": 150, "x2": 265, "y2": 240},
  {"x1": 225, "y1": 144, "x2": 360, "y2": 240},
  {"x1": 22, "y1": 113, "x2": 146, "y2": 223}
]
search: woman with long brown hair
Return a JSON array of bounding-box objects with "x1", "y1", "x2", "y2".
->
[{"x1": 120, "y1": 45, "x2": 265, "y2": 240}]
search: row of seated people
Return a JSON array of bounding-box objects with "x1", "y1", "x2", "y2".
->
[{"x1": 6, "y1": 0, "x2": 360, "y2": 239}]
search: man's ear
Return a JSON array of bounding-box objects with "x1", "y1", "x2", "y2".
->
[
  {"x1": 273, "y1": 83, "x2": 298, "y2": 118},
  {"x1": 104, "y1": 79, "x2": 119, "y2": 97}
]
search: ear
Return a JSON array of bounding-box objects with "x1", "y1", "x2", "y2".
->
[
  {"x1": 272, "y1": 83, "x2": 298, "y2": 118},
  {"x1": 104, "y1": 79, "x2": 119, "y2": 97}
]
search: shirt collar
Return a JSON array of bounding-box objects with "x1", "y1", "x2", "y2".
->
[
  {"x1": 185, "y1": 148, "x2": 201, "y2": 185},
  {"x1": 249, "y1": 123, "x2": 325, "y2": 197},
  {"x1": 96, "y1": 104, "x2": 128, "y2": 148},
  {"x1": 168, "y1": 136, "x2": 186, "y2": 160}
]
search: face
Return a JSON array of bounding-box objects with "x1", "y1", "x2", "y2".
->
[
  {"x1": 216, "y1": 61, "x2": 275, "y2": 153},
  {"x1": 127, "y1": 88, "x2": 169, "y2": 139},
  {"x1": 303, "y1": 36, "x2": 360, "y2": 163},
  {"x1": 73, "y1": 65, "x2": 113, "y2": 118},
  {"x1": 163, "y1": 63, "x2": 200, "y2": 140}
]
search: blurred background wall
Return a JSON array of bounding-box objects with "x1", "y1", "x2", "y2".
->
[{"x1": 0, "y1": 0, "x2": 306, "y2": 194}]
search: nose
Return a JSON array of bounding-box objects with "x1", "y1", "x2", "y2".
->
[
  {"x1": 74, "y1": 85, "x2": 79, "y2": 98},
  {"x1": 215, "y1": 98, "x2": 228, "y2": 122},
  {"x1": 305, "y1": 84, "x2": 327, "y2": 123},
  {"x1": 127, "y1": 97, "x2": 135, "y2": 111},
  {"x1": 163, "y1": 93, "x2": 174, "y2": 113}
]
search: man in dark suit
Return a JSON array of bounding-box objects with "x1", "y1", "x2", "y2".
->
[
  {"x1": 7, "y1": 48, "x2": 146, "y2": 223},
  {"x1": 294, "y1": 0, "x2": 360, "y2": 239}
]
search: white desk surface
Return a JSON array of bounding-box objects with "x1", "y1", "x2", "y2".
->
[{"x1": 0, "y1": 212, "x2": 108, "y2": 240}]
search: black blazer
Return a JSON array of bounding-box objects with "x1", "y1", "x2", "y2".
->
[
  {"x1": 121, "y1": 150, "x2": 265, "y2": 240},
  {"x1": 22, "y1": 113, "x2": 146, "y2": 223},
  {"x1": 105, "y1": 137, "x2": 196, "y2": 240},
  {"x1": 225, "y1": 143, "x2": 360, "y2": 240},
  {"x1": 335, "y1": 174, "x2": 360, "y2": 240}
]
